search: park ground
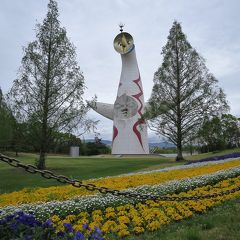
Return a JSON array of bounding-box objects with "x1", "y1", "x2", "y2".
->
[{"x1": 0, "y1": 148, "x2": 240, "y2": 239}]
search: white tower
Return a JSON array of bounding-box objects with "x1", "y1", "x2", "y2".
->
[{"x1": 90, "y1": 27, "x2": 149, "y2": 154}]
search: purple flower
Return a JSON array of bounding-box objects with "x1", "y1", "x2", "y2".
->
[
  {"x1": 1, "y1": 212, "x2": 64, "y2": 239},
  {"x1": 82, "y1": 224, "x2": 90, "y2": 230},
  {"x1": 185, "y1": 152, "x2": 240, "y2": 165},
  {"x1": 43, "y1": 219, "x2": 53, "y2": 228},
  {"x1": 16, "y1": 211, "x2": 24, "y2": 216},
  {"x1": 5, "y1": 214, "x2": 14, "y2": 222},
  {"x1": 24, "y1": 236, "x2": 33, "y2": 240},
  {"x1": 89, "y1": 227, "x2": 104, "y2": 240},
  {"x1": 57, "y1": 230, "x2": 65, "y2": 237},
  {"x1": 94, "y1": 227, "x2": 101, "y2": 234},
  {"x1": 63, "y1": 222, "x2": 74, "y2": 232},
  {"x1": 74, "y1": 231, "x2": 84, "y2": 240},
  {"x1": 10, "y1": 222, "x2": 18, "y2": 232}
]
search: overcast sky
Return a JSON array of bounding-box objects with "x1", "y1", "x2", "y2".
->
[{"x1": 0, "y1": 0, "x2": 239, "y2": 141}]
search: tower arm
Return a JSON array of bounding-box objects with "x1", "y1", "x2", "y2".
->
[{"x1": 88, "y1": 101, "x2": 114, "y2": 120}]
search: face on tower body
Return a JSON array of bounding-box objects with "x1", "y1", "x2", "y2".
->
[
  {"x1": 113, "y1": 32, "x2": 134, "y2": 54},
  {"x1": 114, "y1": 94, "x2": 138, "y2": 119}
]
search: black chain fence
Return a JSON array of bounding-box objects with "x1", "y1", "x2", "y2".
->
[{"x1": 0, "y1": 153, "x2": 240, "y2": 202}]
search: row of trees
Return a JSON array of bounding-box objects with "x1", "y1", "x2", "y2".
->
[
  {"x1": 0, "y1": 91, "x2": 110, "y2": 156},
  {"x1": 197, "y1": 114, "x2": 240, "y2": 152},
  {"x1": 0, "y1": 101, "x2": 81, "y2": 154}
]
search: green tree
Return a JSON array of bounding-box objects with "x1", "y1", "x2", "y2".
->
[
  {"x1": 221, "y1": 114, "x2": 240, "y2": 148},
  {"x1": 84, "y1": 142, "x2": 111, "y2": 156},
  {"x1": 8, "y1": 0, "x2": 91, "y2": 169},
  {"x1": 198, "y1": 114, "x2": 240, "y2": 152},
  {"x1": 148, "y1": 21, "x2": 229, "y2": 161},
  {"x1": 0, "y1": 88, "x2": 14, "y2": 150},
  {"x1": 49, "y1": 131, "x2": 82, "y2": 154},
  {"x1": 198, "y1": 116, "x2": 223, "y2": 152}
]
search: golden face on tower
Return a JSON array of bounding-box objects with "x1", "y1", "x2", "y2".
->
[{"x1": 113, "y1": 32, "x2": 134, "y2": 54}]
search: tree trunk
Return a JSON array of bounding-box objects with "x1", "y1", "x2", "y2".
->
[
  {"x1": 176, "y1": 136, "x2": 184, "y2": 161},
  {"x1": 37, "y1": 120, "x2": 48, "y2": 169},
  {"x1": 38, "y1": 148, "x2": 46, "y2": 170},
  {"x1": 175, "y1": 35, "x2": 184, "y2": 162},
  {"x1": 37, "y1": 29, "x2": 52, "y2": 170},
  {"x1": 15, "y1": 149, "x2": 19, "y2": 157},
  {"x1": 190, "y1": 145, "x2": 193, "y2": 155}
]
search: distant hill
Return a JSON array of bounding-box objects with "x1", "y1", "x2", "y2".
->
[
  {"x1": 84, "y1": 139, "x2": 175, "y2": 148},
  {"x1": 84, "y1": 139, "x2": 112, "y2": 145}
]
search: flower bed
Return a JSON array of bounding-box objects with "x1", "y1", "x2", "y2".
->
[
  {"x1": 1, "y1": 174, "x2": 239, "y2": 239},
  {"x1": 0, "y1": 211, "x2": 104, "y2": 240},
  {"x1": 0, "y1": 158, "x2": 239, "y2": 207},
  {"x1": 1, "y1": 156, "x2": 240, "y2": 239},
  {"x1": 1, "y1": 166, "x2": 240, "y2": 221},
  {"x1": 47, "y1": 176, "x2": 240, "y2": 238},
  {"x1": 185, "y1": 152, "x2": 240, "y2": 165}
]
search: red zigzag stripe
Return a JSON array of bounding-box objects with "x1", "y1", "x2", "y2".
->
[
  {"x1": 112, "y1": 125, "x2": 118, "y2": 143},
  {"x1": 132, "y1": 76, "x2": 145, "y2": 149}
]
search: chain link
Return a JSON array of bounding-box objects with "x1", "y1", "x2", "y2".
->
[{"x1": 0, "y1": 153, "x2": 239, "y2": 202}]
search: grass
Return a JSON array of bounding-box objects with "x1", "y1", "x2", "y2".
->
[
  {"x1": 0, "y1": 148, "x2": 239, "y2": 193},
  {"x1": 124, "y1": 198, "x2": 240, "y2": 240},
  {"x1": 1, "y1": 149, "x2": 240, "y2": 239},
  {"x1": 0, "y1": 153, "x2": 181, "y2": 193}
]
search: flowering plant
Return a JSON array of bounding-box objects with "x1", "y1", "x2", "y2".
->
[
  {"x1": 0, "y1": 211, "x2": 104, "y2": 240},
  {"x1": 185, "y1": 152, "x2": 240, "y2": 165}
]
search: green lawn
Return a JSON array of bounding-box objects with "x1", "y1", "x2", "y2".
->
[
  {"x1": 124, "y1": 198, "x2": 240, "y2": 240},
  {"x1": 0, "y1": 149, "x2": 240, "y2": 239},
  {"x1": 0, "y1": 148, "x2": 239, "y2": 194},
  {"x1": 0, "y1": 153, "x2": 180, "y2": 193}
]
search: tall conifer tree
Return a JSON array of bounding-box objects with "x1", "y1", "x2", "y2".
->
[
  {"x1": 149, "y1": 21, "x2": 229, "y2": 161},
  {"x1": 8, "y1": 0, "x2": 90, "y2": 169}
]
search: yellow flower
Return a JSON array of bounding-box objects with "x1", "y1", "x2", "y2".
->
[
  {"x1": 73, "y1": 224, "x2": 84, "y2": 231},
  {"x1": 132, "y1": 216, "x2": 143, "y2": 226},
  {"x1": 45, "y1": 175, "x2": 240, "y2": 237},
  {"x1": 133, "y1": 226, "x2": 145, "y2": 234},
  {"x1": 147, "y1": 220, "x2": 161, "y2": 231},
  {"x1": 78, "y1": 212, "x2": 89, "y2": 218},
  {"x1": 117, "y1": 229, "x2": 130, "y2": 237},
  {"x1": 51, "y1": 215, "x2": 60, "y2": 223},
  {"x1": 117, "y1": 210, "x2": 127, "y2": 216},
  {"x1": 105, "y1": 211, "x2": 116, "y2": 219},
  {"x1": 77, "y1": 218, "x2": 89, "y2": 225},
  {"x1": 89, "y1": 222, "x2": 100, "y2": 230},
  {"x1": 118, "y1": 216, "x2": 130, "y2": 224},
  {"x1": 92, "y1": 214, "x2": 103, "y2": 222},
  {"x1": 102, "y1": 220, "x2": 118, "y2": 233},
  {"x1": 105, "y1": 207, "x2": 115, "y2": 213},
  {"x1": 92, "y1": 209, "x2": 102, "y2": 215},
  {"x1": 65, "y1": 214, "x2": 76, "y2": 222}
]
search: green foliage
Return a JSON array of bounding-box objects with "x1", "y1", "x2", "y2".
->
[
  {"x1": 48, "y1": 132, "x2": 82, "y2": 154},
  {"x1": 150, "y1": 147, "x2": 177, "y2": 154},
  {"x1": 8, "y1": 0, "x2": 92, "y2": 169},
  {"x1": 82, "y1": 142, "x2": 111, "y2": 156},
  {"x1": 198, "y1": 114, "x2": 240, "y2": 152},
  {"x1": 148, "y1": 21, "x2": 229, "y2": 161},
  {"x1": 0, "y1": 88, "x2": 15, "y2": 150}
]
